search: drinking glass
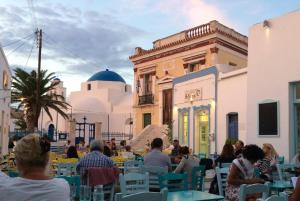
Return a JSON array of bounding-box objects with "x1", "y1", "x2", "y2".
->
[
  {"x1": 80, "y1": 185, "x2": 91, "y2": 201},
  {"x1": 70, "y1": 184, "x2": 77, "y2": 201}
]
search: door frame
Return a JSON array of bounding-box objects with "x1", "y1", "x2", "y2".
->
[
  {"x1": 162, "y1": 88, "x2": 173, "y2": 126},
  {"x1": 193, "y1": 105, "x2": 211, "y2": 154},
  {"x1": 178, "y1": 107, "x2": 190, "y2": 146}
]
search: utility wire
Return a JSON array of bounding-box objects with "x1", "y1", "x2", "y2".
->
[
  {"x1": 0, "y1": 33, "x2": 34, "y2": 48},
  {"x1": 6, "y1": 35, "x2": 34, "y2": 57},
  {"x1": 25, "y1": 36, "x2": 36, "y2": 66}
]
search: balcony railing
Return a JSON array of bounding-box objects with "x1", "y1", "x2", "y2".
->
[{"x1": 138, "y1": 94, "x2": 154, "y2": 105}]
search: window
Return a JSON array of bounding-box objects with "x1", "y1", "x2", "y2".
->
[
  {"x1": 296, "y1": 84, "x2": 300, "y2": 100},
  {"x1": 179, "y1": 110, "x2": 189, "y2": 145},
  {"x1": 229, "y1": 62, "x2": 237, "y2": 67},
  {"x1": 258, "y1": 102, "x2": 279, "y2": 136},
  {"x1": 188, "y1": 62, "x2": 201, "y2": 73},
  {"x1": 87, "y1": 84, "x2": 91, "y2": 90},
  {"x1": 3, "y1": 71, "x2": 9, "y2": 89},
  {"x1": 227, "y1": 113, "x2": 238, "y2": 140},
  {"x1": 144, "y1": 74, "x2": 152, "y2": 95},
  {"x1": 143, "y1": 113, "x2": 151, "y2": 128}
]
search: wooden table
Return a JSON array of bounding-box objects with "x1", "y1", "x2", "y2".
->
[{"x1": 167, "y1": 190, "x2": 224, "y2": 201}]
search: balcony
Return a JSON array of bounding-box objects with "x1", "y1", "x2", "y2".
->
[{"x1": 138, "y1": 94, "x2": 154, "y2": 105}]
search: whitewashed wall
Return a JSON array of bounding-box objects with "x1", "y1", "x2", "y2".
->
[
  {"x1": 247, "y1": 10, "x2": 300, "y2": 160},
  {"x1": 0, "y1": 47, "x2": 11, "y2": 154},
  {"x1": 217, "y1": 69, "x2": 247, "y2": 152}
]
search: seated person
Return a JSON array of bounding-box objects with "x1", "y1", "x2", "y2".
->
[
  {"x1": 122, "y1": 146, "x2": 134, "y2": 159},
  {"x1": 214, "y1": 143, "x2": 235, "y2": 168},
  {"x1": 144, "y1": 138, "x2": 171, "y2": 171},
  {"x1": 256, "y1": 143, "x2": 278, "y2": 181},
  {"x1": 174, "y1": 146, "x2": 200, "y2": 183},
  {"x1": 170, "y1": 139, "x2": 181, "y2": 164},
  {"x1": 291, "y1": 153, "x2": 300, "y2": 176},
  {"x1": 103, "y1": 141, "x2": 112, "y2": 157},
  {"x1": 66, "y1": 145, "x2": 79, "y2": 159},
  {"x1": 76, "y1": 140, "x2": 114, "y2": 183},
  {"x1": 226, "y1": 144, "x2": 265, "y2": 201},
  {"x1": 234, "y1": 140, "x2": 244, "y2": 158},
  {"x1": 0, "y1": 134, "x2": 70, "y2": 201}
]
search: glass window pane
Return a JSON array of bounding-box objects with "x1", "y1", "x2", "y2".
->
[{"x1": 296, "y1": 85, "x2": 300, "y2": 100}]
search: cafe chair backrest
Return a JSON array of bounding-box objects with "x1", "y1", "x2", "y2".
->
[
  {"x1": 215, "y1": 167, "x2": 229, "y2": 196},
  {"x1": 143, "y1": 165, "x2": 167, "y2": 190},
  {"x1": 119, "y1": 172, "x2": 149, "y2": 195},
  {"x1": 238, "y1": 182, "x2": 270, "y2": 201},
  {"x1": 114, "y1": 188, "x2": 168, "y2": 201}
]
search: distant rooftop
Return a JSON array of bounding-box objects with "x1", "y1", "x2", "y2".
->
[{"x1": 130, "y1": 20, "x2": 248, "y2": 59}]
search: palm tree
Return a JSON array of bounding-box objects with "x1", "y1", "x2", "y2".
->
[{"x1": 11, "y1": 68, "x2": 70, "y2": 132}]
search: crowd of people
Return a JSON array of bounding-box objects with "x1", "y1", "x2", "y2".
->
[{"x1": 2, "y1": 134, "x2": 300, "y2": 201}]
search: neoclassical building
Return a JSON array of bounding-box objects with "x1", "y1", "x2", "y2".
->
[
  {"x1": 129, "y1": 20, "x2": 248, "y2": 138},
  {"x1": 0, "y1": 46, "x2": 11, "y2": 154}
]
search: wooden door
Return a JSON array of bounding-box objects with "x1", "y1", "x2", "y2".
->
[{"x1": 163, "y1": 89, "x2": 173, "y2": 126}]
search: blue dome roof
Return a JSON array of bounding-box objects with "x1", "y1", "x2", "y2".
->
[{"x1": 87, "y1": 69, "x2": 126, "y2": 83}]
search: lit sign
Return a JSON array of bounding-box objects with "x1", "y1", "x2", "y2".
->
[{"x1": 185, "y1": 89, "x2": 202, "y2": 102}]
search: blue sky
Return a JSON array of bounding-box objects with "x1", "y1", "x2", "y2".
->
[{"x1": 0, "y1": 0, "x2": 300, "y2": 94}]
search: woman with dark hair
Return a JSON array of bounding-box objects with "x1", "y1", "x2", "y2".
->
[
  {"x1": 174, "y1": 146, "x2": 200, "y2": 183},
  {"x1": 214, "y1": 143, "x2": 235, "y2": 168},
  {"x1": 226, "y1": 144, "x2": 265, "y2": 201},
  {"x1": 66, "y1": 146, "x2": 79, "y2": 159}
]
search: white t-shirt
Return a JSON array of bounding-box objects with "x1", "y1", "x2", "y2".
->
[{"x1": 0, "y1": 171, "x2": 70, "y2": 201}]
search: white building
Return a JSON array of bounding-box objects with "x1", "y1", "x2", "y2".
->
[
  {"x1": 172, "y1": 9, "x2": 300, "y2": 159},
  {"x1": 38, "y1": 78, "x2": 68, "y2": 140},
  {"x1": 172, "y1": 65, "x2": 246, "y2": 155},
  {"x1": 0, "y1": 46, "x2": 11, "y2": 155},
  {"x1": 69, "y1": 69, "x2": 133, "y2": 144},
  {"x1": 247, "y1": 9, "x2": 300, "y2": 160}
]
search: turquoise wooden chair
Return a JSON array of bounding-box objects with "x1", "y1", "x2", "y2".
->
[
  {"x1": 143, "y1": 165, "x2": 167, "y2": 190},
  {"x1": 276, "y1": 164, "x2": 297, "y2": 182},
  {"x1": 257, "y1": 192, "x2": 288, "y2": 201},
  {"x1": 238, "y1": 182, "x2": 271, "y2": 201},
  {"x1": 8, "y1": 170, "x2": 19, "y2": 177},
  {"x1": 191, "y1": 165, "x2": 206, "y2": 191},
  {"x1": 124, "y1": 160, "x2": 144, "y2": 174},
  {"x1": 57, "y1": 163, "x2": 77, "y2": 176},
  {"x1": 115, "y1": 188, "x2": 168, "y2": 201},
  {"x1": 56, "y1": 175, "x2": 81, "y2": 198},
  {"x1": 278, "y1": 156, "x2": 285, "y2": 164},
  {"x1": 119, "y1": 172, "x2": 149, "y2": 195},
  {"x1": 215, "y1": 167, "x2": 229, "y2": 196},
  {"x1": 198, "y1": 153, "x2": 206, "y2": 159},
  {"x1": 219, "y1": 162, "x2": 232, "y2": 168},
  {"x1": 159, "y1": 173, "x2": 188, "y2": 192}
]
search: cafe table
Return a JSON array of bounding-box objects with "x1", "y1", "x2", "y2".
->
[
  {"x1": 271, "y1": 180, "x2": 294, "y2": 193},
  {"x1": 167, "y1": 190, "x2": 224, "y2": 201}
]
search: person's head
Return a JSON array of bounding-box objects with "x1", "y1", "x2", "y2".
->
[
  {"x1": 125, "y1": 145, "x2": 131, "y2": 152},
  {"x1": 67, "y1": 140, "x2": 71, "y2": 145},
  {"x1": 221, "y1": 143, "x2": 235, "y2": 158},
  {"x1": 235, "y1": 140, "x2": 244, "y2": 150},
  {"x1": 80, "y1": 140, "x2": 85, "y2": 145},
  {"x1": 111, "y1": 138, "x2": 115, "y2": 143},
  {"x1": 151, "y1": 138, "x2": 163, "y2": 150},
  {"x1": 14, "y1": 134, "x2": 50, "y2": 175},
  {"x1": 179, "y1": 146, "x2": 190, "y2": 156},
  {"x1": 90, "y1": 140, "x2": 104, "y2": 152},
  {"x1": 120, "y1": 140, "x2": 126, "y2": 147},
  {"x1": 67, "y1": 146, "x2": 78, "y2": 158},
  {"x1": 173, "y1": 139, "x2": 179, "y2": 147},
  {"x1": 242, "y1": 144, "x2": 265, "y2": 164},
  {"x1": 262, "y1": 143, "x2": 278, "y2": 158}
]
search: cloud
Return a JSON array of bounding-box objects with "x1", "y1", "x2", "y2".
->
[
  {"x1": 0, "y1": 2, "x2": 144, "y2": 79},
  {"x1": 155, "y1": 0, "x2": 234, "y2": 29}
]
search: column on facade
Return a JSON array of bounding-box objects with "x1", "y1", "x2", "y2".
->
[
  {"x1": 95, "y1": 122, "x2": 102, "y2": 141},
  {"x1": 210, "y1": 47, "x2": 219, "y2": 65},
  {"x1": 68, "y1": 119, "x2": 76, "y2": 145}
]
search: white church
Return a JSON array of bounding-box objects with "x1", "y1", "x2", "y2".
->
[{"x1": 39, "y1": 69, "x2": 133, "y2": 144}]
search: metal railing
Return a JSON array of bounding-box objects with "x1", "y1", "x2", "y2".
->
[
  {"x1": 102, "y1": 132, "x2": 133, "y2": 142},
  {"x1": 138, "y1": 94, "x2": 154, "y2": 105}
]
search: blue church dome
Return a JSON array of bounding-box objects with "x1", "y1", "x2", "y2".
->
[{"x1": 87, "y1": 69, "x2": 126, "y2": 83}]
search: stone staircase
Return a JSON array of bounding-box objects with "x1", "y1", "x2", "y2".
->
[{"x1": 130, "y1": 124, "x2": 170, "y2": 152}]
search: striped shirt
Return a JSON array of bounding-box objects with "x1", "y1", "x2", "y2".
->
[{"x1": 76, "y1": 151, "x2": 114, "y2": 183}]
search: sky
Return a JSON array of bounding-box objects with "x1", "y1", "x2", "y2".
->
[{"x1": 1, "y1": 0, "x2": 300, "y2": 95}]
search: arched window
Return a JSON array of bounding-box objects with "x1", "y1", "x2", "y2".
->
[{"x1": 3, "y1": 70, "x2": 9, "y2": 89}]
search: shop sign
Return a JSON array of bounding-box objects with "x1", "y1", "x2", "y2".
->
[{"x1": 185, "y1": 88, "x2": 202, "y2": 102}]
